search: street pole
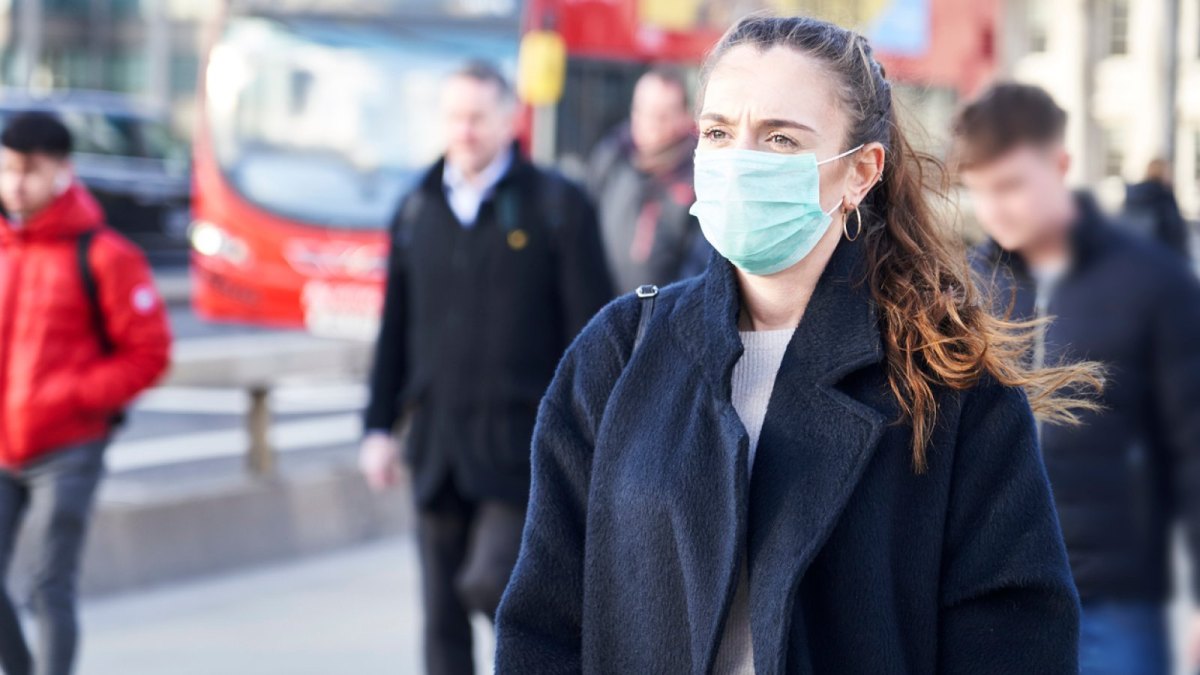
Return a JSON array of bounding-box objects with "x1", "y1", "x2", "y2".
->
[
  {"x1": 17, "y1": 0, "x2": 42, "y2": 89},
  {"x1": 1080, "y1": 0, "x2": 1099, "y2": 184},
  {"x1": 247, "y1": 385, "x2": 275, "y2": 477},
  {"x1": 1163, "y1": 0, "x2": 1180, "y2": 165},
  {"x1": 531, "y1": 103, "x2": 557, "y2": 166},
  {"x1": 88, "y1": 0, "x2": 111, "y2": 90},
  {"x1": 147, "y1": 0, "x2": 171, "y2": 111}
]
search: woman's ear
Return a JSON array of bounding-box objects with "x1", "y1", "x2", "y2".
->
[{"x1": 844, "y1": 142, "x2": 886, "y2": 207}]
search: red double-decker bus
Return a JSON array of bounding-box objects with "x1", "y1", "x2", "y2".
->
[{"x1": 190, "y1": 0, "x2": 998, "y2": 338}]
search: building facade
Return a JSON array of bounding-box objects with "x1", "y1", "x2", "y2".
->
[
  {"x1": 1001, "y1": 0, "x2": 1200, "y2": 217},
  {"x1": 0, "y1": 0, "x2": 221, "y2": 135}
]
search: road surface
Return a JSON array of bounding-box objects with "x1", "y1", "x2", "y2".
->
[{"x1": 77, "y1": 538, "x2": 495, "y2": 674}]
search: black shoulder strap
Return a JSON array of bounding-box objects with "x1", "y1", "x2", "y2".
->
[
  {"x1": 77, "y1": 230, "x2": 127, "y2": 428},
  {"x1": 77, "y1": 230, "x2": 114, "y2": 354},
  {"x1": 633, "y1": 284, "x2": 658, "y2": 352}
]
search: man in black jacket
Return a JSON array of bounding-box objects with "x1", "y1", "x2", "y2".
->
[
  {"x1": 359, "y1": 62, "x2": 613, "y2": 675},
  {"x1": 954, "y1": 83, "x2": 1200, "y2": 675}
]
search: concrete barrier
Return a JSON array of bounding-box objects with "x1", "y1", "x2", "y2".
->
[
  {"x1": 165, "y1": 334, "x2": 373, "y2": 475},
  {"x1": 11, "y1": 463, "x2": 413, "y2": 598},
  {"x1": 167, "y1": 334, "x2": 372, "y2": 388},
  {"x1": 154, "y1": 268, "x2": 192, "y2": 306},
  {"x1": 27, "y1": 308, "x2": 390, "y2": 597}
]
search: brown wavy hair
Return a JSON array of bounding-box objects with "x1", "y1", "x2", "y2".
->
[{"x1": 700, "y1": 15, "x2": 1104, "y2": 471}]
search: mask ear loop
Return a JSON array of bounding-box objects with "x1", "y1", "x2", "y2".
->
[
  {"x1": 815, "y1": 143, "x2": 865, "y2": 166},
  {"x1": 818, "y1": 144, "x2": 863, "y2": 225}
]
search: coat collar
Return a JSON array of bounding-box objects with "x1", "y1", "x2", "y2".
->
[
  {"x1": 670, "y1": 237, "x2": 885, "y2": 395},
  {"x1": 0, "y1": 183, "x2": 103, "y2": 243},
  {"x1": 668, "y1": 240, "x2": 889, "y2": 672},
  {"x1": 442, "y1": 145, "x2": 513, "y2": 196},
  {"x1": 419, "y1": 142, "x2": 534, "y2": 198},
  {"x1": 979, "y1": 190, "x2": 1112, "y2": 281}
]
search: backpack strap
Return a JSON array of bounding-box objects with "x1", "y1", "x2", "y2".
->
[
  {"x1": 633, "y1": 284, "x2": 658, "y2": 352},
  {"x1": 78, "y1": 230, "x2": 126, "y2": 427},
  {"x1": 77, "y1": 230, "x2": 113, "y2": 354}
]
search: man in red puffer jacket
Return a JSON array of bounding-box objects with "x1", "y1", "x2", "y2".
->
[{"x1": 0, "y1": 112, "x2": 170, "y2": 675}]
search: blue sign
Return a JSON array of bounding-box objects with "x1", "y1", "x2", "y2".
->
[{"x1": 865, "y1": 0, "x2": 931, "y2": 57}]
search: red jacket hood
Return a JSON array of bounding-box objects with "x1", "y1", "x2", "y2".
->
[{"x1": 0, "y1": 183, "x2": 104, "y2": 242}]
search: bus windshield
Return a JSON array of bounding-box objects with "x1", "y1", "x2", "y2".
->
[{"x1": 205, "y1": 16, "x2": 518, "y2": 229}]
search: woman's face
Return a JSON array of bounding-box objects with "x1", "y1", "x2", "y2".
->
[{"x1": 697, "y1": 44, "x2": 854, "y2": 213}]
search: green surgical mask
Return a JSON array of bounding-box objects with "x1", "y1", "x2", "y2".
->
[{"x1": 690, "y1": 145, "x2": 862, "y2": 275}]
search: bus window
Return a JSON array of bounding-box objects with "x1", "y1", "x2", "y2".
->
[{"x1": 205, "y1": 17, "x2": 517, "y2": 230}]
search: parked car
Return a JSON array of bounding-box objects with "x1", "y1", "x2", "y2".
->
[{"x1": 0, "y1": 89, "x2": 191, "y2": 260}]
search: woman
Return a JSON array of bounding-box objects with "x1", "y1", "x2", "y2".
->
[{"x1": 495, "y1": 15, "x2": 1100, "y2": 674}]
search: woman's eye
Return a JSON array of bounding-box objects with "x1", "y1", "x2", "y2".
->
[
  {"x1": 701, "y1": 128, "x2": 728, "y2": 141},
  {"x1": 768, "y1": 134, "x2": 797, "y2": 148}
]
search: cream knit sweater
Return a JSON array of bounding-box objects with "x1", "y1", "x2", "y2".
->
[{"x1": 713, "y1": 327, "x2": 794, "y2": 674}]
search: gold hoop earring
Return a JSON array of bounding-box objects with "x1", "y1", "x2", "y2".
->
[{"x1": 843, "y1": 204, "x2": 863, "y2": 241}]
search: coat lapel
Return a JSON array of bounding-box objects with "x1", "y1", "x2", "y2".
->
[
  {"x1": 746, "y1": 241, "x2": 887, "y2": 673},
  {"x1": 670, "y1": 242, "x2": 887, "y2": 674},
  {"x1": 668, "y1": 252, "x2": 750, "y2": 672}
]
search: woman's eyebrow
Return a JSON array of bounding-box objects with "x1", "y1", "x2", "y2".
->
[
  {"x1": 697, "y1": 112, "x2": 732, "y2": 125},
  {"x1": 759, "y1": 118, "x2": 816, "y2": 133},
  {"x1": 698, "y1": 112, "x2": 815, "y2": 133}
]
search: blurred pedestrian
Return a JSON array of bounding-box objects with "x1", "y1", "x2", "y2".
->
[
  {"x1": 359, "y1": 62, "x2": 612, "y2": 675},
  {"x1": 1123, "y1": 157, "x2": 1192, "y2": 260},
  {"x1": 954, "y1": 83, "x2": 1200, "y2": 675},
  {"x1": 496, "y1": 17, "x2": 1096, "y2": 673},
  {"x1": 585, "y1": 66, "x2": 711, "y2": 292},
  {"x1": 0, "y1": 112, "x2": 171, "y2": 675}
]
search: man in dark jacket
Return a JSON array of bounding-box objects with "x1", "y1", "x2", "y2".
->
[
  {"x1": 585, "y1": 67, "x2": 710, "y2": 292},
  {"x1": 954, "y1": 83, "x2": 1200, "y2": 675},
  {"x1": 1123, "y1": 158, "x2": 1192, "y2": 260},
  {"x1": 359, "y1": 62, "x2": 612, "y2": 675}
]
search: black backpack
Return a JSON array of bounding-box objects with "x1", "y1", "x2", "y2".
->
[{"x1": 76, "y1": 230, "x2": 127, "y2": 427}]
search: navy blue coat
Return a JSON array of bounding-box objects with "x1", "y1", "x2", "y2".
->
[{"x1": 495, "y1": 240, "x2": 1080, "y2": 673}]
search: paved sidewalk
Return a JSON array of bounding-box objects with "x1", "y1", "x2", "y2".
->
[
  {"x1": 67, "y1": 523, "x2": 1200, "y2": 675},
  {"x1": 76, "y1": 537, "x2": 494, "y2": 675}
]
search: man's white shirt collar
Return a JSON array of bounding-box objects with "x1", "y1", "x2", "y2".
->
[{"x1": 442, "y1": 148, "x2": 514, "y2": 227}]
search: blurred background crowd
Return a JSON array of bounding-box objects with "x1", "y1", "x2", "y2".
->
[{"x1": 0, "y1": 0, "x2": 1196, "y2": 674}]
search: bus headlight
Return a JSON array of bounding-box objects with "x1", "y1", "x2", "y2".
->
[{"x1": 189, "y1": 220, "x2": 250, "y2": 266}]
